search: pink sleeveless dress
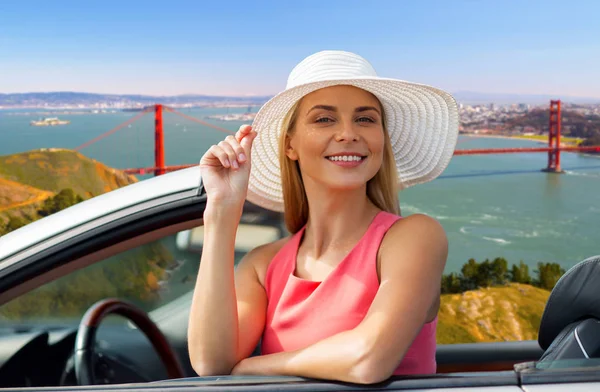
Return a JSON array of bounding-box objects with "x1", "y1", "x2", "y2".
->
[{"x1": 261, "y1": 211, "x2": 438, "y2": 375}]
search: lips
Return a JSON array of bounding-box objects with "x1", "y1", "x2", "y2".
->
[
  {"x1": 325, "y1": 152, "x2": 367, "y2": 160},
  {"x1": 325, "y1": 153, "x2": 367, "y2": 167},
  {"x1": 326, "y1": 155, "x2": 365, "y2": 162}
]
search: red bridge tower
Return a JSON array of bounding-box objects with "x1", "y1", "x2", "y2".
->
[
  {"x1": 543, "y1": 100, "x2": 563, "y2": 173},
  {"x1": 154, "y1": 104, "x2": 166, "y2": 176}
]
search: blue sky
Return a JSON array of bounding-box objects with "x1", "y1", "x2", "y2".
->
[{"x1": 1, "y1": 0, "x2": 599, "y2": 97}]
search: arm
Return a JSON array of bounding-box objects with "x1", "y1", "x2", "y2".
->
[
  {"x1": 187, "y1": 125, "x2": 268, "y2": 376},
  {"x1": 231, "y1": 214, "x2": 448, "y2": 384},
  {"x1": 187, "y1": 206, "x2": 268, "y2": 376}
]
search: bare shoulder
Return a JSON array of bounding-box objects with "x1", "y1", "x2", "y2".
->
[
  {"x1": 383, "y1": 213, "x2": 447, "y2": 246},
  {"x1": 378, "y1": 213, "x2": 448, "y2": 320},
  {"x1": 379, "y1": 213, "x2": 448, "y2": 272},
  {"x1": 236, "y1": 236, "x2": 292, "y2": 287}
]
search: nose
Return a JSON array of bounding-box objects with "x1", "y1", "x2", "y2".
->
[{"x1": 334, "y1": 123, "x2": 360, "y2": 142}]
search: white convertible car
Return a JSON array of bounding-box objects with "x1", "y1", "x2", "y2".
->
[{"x1": 0, "y1": 166, "x2": 598, "y2": 391}]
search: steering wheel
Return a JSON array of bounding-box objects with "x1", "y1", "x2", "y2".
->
[{"x1": 74, "y1": 298, "x2": 185, "y2": 385}]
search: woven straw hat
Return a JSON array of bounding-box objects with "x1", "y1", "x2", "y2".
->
[{"x1": 247, "y1": 50, "x2": 459, "y2": 212}]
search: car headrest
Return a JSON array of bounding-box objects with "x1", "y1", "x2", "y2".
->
[{"x1": 538, "y1": 255, "x2": 600, "y2": 350}]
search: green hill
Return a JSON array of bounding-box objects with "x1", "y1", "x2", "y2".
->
[
  {"x1": 0, "y1": 177, "x2": 55, "y2": 213},
  {"x1": 0, "y1": 148, "x2": 137, "y2": 199},
  {"x1": 437, "y1": 283, "x2": 550, "y2": 344},
  {"x1": 0, "y1": 148, "x2": 139, "y2": 234}
]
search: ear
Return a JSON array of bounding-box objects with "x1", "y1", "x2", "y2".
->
[{"x1": 285, "y1": 136, "x2": 299, "y2": 161}]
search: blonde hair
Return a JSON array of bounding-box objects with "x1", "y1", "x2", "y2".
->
[{"x1": 279, "y1": 95, "x2": 400, "y2": 234}]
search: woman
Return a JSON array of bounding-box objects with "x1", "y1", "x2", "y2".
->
[{"x1": 188, "y1": 50, "x2": 459, "y2": 384}]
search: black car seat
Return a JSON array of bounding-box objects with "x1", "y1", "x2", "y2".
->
[{"x1": 538, "y1": 255, "x2": 600, "y2": 362}]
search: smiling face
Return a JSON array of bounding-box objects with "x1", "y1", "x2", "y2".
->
[{"x1": 285, "y1": 85, "x2": 386, "y2": 191}]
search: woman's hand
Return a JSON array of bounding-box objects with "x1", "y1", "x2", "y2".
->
[{"x1": 199, "y1": 125, "x2": 257, "y2": 208}]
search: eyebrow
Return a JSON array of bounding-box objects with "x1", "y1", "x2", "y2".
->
[
  {"x1": 355, "y1": 106, "x2": 381, "y2": 116},
  {"x1": 307, "y1": 105, "x2": 381, "y2": 116}
]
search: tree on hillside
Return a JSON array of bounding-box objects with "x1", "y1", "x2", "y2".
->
[
  {"x1": 441, "y1": 273, "x2": 462, "y2": 294},
  {"x1": 535, "y1": 262, "x2": 565, "y2": 291},
  {"x1": 4, "y1": 216, "x2": 27, "y2": 234},
  {"x1": 460, "y1": 258, "x2": 480, "y2": 291},
  {"x1": 458, "y1": 257, "x2": 509, "y2": 291},
  {"x1": 38, "y1": 188, "x2": 84, "y2": 217},
  {"x1": 475, "y1": 259, "x2": 494, "y2": 287},
  {"x1": 490, "y1": 257, "x2": 509, "y2": 285},
  {"x1": 510, "y1": 261, "x2": 532, "y2": 284},
  {"x1": 440, "y1": 258, "x2": 566, "y2": 294}
]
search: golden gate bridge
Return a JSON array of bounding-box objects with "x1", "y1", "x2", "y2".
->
[{"x1": 74, "y1": 100, "x2": 600, "y2": 177}]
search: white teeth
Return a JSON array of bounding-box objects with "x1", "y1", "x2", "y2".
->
[{"x1": 327, "y1": 155, "x2": 363, "y2": 162}]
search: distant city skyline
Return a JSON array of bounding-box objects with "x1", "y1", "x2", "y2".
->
[
  {"x1": 2, "y1": 0, "x2": 600, "y2": 98},
  {"x1": 2, "y1": 91, "x2": 599, "y2": 106}
]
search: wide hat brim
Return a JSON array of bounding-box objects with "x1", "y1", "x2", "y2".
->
[{"x1": 247, "y1": 76, "x2": 460, "y2": 212}]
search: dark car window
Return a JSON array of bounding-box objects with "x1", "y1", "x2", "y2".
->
[{"x1": 0, "y1": 222, "x2": 282, "y2": 323}]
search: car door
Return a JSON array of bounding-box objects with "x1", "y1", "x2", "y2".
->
[
  {"x1": 0, "y1": 186, "x2": 204, "y2": 385},
  {"x1": 0, "y1": 178, "x2": 289, "y2": 387},
  {"x1": 436, "y1": 340, "x2": 543, "y2": 373}
]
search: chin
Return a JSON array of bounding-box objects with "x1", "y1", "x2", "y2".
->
[{"x1": 322, "y1": 176, "x2": 372, "y2": 191}]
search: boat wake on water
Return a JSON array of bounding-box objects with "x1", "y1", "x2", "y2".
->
[
  {"x1": 482, "y1": 236, "x2": 511, "y2": 245},
  {"x1": 564, "y1": 170, "x2": 600, "y2": 178}
]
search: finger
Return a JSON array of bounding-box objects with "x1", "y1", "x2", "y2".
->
[
  {"x1": 218, "y1": 140, "x2": 239, "y2": 169},
  {"x1": 235, "y1": 125, "x2": 252, "y2": 142},
  {"x1": 225, "y1": 135, "x2": 246, "y2": 163},
  {"x1": 205, "y1": 145, "x2": 230, "y2": 168},
  {"x1": 240, "y1": 130, "x2": 258, "y2": 156}
]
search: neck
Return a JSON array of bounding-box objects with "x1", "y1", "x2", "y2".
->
[{"x1": 301, "y1": 179, "x2": 381, "y2": 259}]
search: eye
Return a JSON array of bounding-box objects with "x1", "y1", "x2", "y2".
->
[
  {"x1": 315, "y1": 117, "x2": 334, "y2": 123},
  {"x1": 356, "y1": 116, "x2": 376, "y2": 123}
]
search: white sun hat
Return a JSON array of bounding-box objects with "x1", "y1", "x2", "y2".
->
[{"x1": 247, "y1": 50, "x2": 459, "y2": 212}]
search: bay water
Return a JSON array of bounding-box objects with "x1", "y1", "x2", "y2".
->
[{"x1": 2, "y1": 107, "x2": 599, "y2": 274}]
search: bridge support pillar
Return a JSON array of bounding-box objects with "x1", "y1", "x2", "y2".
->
[
  {"x1": 542, "y1": 100, "x2": 564, "y2": 173},
  {"x1": 155, "y1": 104, "x2": 165, "y2": 176}
]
